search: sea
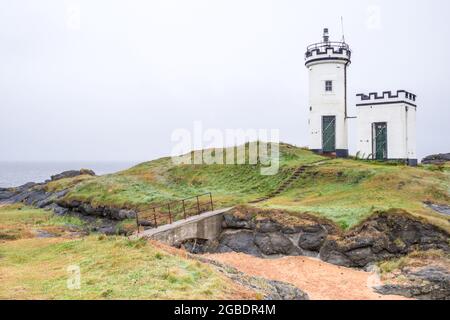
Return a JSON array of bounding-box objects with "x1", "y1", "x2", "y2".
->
[{"x1": 0, "y1": 161, "x2": 138, "y2": 188}]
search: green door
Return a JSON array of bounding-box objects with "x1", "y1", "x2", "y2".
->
[
  {"x1": 373, "y1": 122, "x2": 387, "y2": 160},
  {"x1": 322, "y1": 116, "x2": 336, "y2": 153}
]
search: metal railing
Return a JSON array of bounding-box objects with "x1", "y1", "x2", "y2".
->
[
  {"x1": 306, "y1": 41, "x2": 350, "y2": 52},
  {"x1": 135, "y1": 192, "x2": 214, "y2": 233}
]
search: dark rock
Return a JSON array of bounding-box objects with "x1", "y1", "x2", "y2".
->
[
  {"x1": 216, "y1": 244, "x2": 234, "y2": 254},
  {"x1": 425, "y1": 202, "x2": 450, "y2": 216},
  {"x1": 0, "y1": 189, "x2": 16, "y2": 201},
  {"x1": 344, "y1": 247, "x2": 374, "y2": 266},
  {"x1": 96, "y1": 226, "x2": 117, "y2": 235},
  {"x1": 179, "y1": 239, "x2": 219, "y2": 254},
  {"x1": 118, "y1": 209, "x2": 136, "y2": 219},
  {"x1": 52, "y1": 205, "x2": 69, "y2": 216},
  {"x1": 79, "y1": 203, "x2": 95, "y2": 215},
  {"x1": 255, "y1": 219, "x2": 282, "y2": 233},
  {"x1": 422, "y1": 153, "x2": 450, "y2": 165},
  {"x1": 138, "y1": 220, "x2": 154, "y2": 227},
  {"x1": 266, "y1": 280, "x2": 309, "y2": 300},
  {"x1": 298, "y1": 225, "x2": 328, "y2": 251},
  {"x1": 50, "y1": 169, "x2": 95, "y2": 181},
  {"x1": 16, "y1": 182, "x2": 38, "y2": 191},
  {"x1": 35, "y1": 197, "x2": 54, "y2": 209},
  {"x1": 54, "y1": 189, "x2": 69, "y2": 199},
  {"x1": 254, "y1": 232, "x2": 296, "y2": 255},
  {"x1": 219, "y1": 230, "x2": 262, "y2": 257},
  {"x1": 320, "y1": 211, "x2": 450, "y2": 267},
  {"x1": 222, "y1": 213, "x2": 255, "y2": 229},
  {"x1": 319, "y1": 244, "x2": 354, "y2": 267},
  {"x1": 375, "y1": 266, "x2": 450, "y2": 300},
  {"x1": 280, "y1": 225, "x2": 304, "y2": 234}
]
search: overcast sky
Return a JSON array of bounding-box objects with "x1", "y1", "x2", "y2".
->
[{"x1": 1, "y1": 0, "x2": 449, "y2": 162}]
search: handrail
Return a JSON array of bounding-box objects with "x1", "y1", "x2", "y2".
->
[
  {"x1": 306, "y1": 41, "x2": 350, "y2": 51},
  {"x1": 135, "y1": 192, "x2": 214, "y2": 233}
]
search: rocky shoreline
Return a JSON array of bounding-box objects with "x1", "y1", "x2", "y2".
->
[
  {"x1": 0, "y1": 170, "x2": 136, "y2": 235},
  {"x1": 2, "y1": 170, "x2": 450, "y2": 299}
]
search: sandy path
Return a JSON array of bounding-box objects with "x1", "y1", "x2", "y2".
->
[{"x1": 204, "y1": 253, "x2": 409, "y2": 300}]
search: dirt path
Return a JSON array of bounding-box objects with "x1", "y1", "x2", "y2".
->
[{"x1": 204, "y1": 253, "x2": 409, "y2": 300}]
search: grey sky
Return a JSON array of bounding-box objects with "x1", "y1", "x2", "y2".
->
[{"x1": 1, "y1": 0, "x2": 449, "y2": 162}]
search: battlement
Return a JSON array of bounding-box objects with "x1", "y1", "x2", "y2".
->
[
  {"x1": 305, "y1": 42, "x2": 351, "y2": 66},
  {"x1": 356, "y1": 90, "x2": 417, "y2": 107}
]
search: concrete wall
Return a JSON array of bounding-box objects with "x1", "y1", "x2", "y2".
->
[{"x1": 139, "y1": 208, "x2": 231, "y2": 246}]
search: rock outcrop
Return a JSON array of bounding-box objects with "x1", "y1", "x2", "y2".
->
[
  {"x1": 56, "y1": 199, "x2": 137, "y2": 220},
  {"x1": 375, "y1": 266, "x2": 450, "y2": 300},
  {"x1": 421, "y1": 153, "x2": 450, "y2": 165},
  {"x1": 319, "y1": 210, "x2": 450, "y2": 268},
  {"x1": 0, "y1": 170, "x2": 136, "y2": 235},
  {"x1": 180, "y1": 206, "x2": 340, "y2": 259},
  {"x1": 188, "y1": 207, "x2": 450, "y2": 270},
  {"x1": 50, "y1": 169, "x2": 95, "y2": 181}
]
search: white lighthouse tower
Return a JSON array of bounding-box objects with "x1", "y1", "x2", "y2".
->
[{"x1": 305, "y1": 28, "x2": 351, "y2": 157}]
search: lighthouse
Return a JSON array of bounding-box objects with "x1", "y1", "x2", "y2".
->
[{"x1": 305, "y1": 28, "x2": 351, "y2": 157}]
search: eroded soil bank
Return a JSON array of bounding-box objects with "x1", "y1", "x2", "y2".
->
[
  {"x1": 179, "y1": 206, "x2": 450, "y2": 299},
  {"x1": 181, "y1": 206, "x2": 449, "y2": 267}
]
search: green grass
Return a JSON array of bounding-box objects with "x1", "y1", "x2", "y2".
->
[
  {"x1": 0, "y1": 236, "x2": 250, "y2": 299},
  {"x1": 0, "y1": 205, "x2": 252, "y2": 300},
  {"x1": 42, "y1": 143, "x2": 450, "y2": 232},
  {"x1": 61, "y1": 143, "x2": 325, "y2": 210},
  {"x1": 257, "y1": 158, "x2": 450, "y2": 231},
  {"x1": 0, "y1": 204, "x2": 86, "y2": 240}
]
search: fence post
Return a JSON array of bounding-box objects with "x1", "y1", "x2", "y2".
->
[
  {"x1": 168, "y1": 203, "x2": 172, "y2": 224},
  {"x1": 182, "y1": 199, "x2": 186, "y2": 220},
  {"x1": 135, "y1": 212, "x2": 140, "y2": 234},
  {"x1": 153, "y1": 208, "x2": 157, "y2": 228},
  {"x1": 209, "y1": 193, "x2": 214, "y2": 211},
  {"x1": 196, "y1": 196, "x2": 200, "y2": 215}
]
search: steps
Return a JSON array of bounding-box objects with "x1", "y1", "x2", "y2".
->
[
  {"x1": 250, "y1": 165, "x2": 310, "y2": 204},
  {"x1": 249, "y1": 160, "x2": 330, "y2": 204}
]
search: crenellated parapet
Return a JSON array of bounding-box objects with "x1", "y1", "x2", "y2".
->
[
  {"x1": 305, "y1": 42, "x2": 351, "y2": 67},
  {"x1": 356, "y1": 90, "x2": 417, "y2": 107}
]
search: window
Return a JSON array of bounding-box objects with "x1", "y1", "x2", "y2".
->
[{"x1": 325, "y1": 80, "x2": 333, "y2": 92}]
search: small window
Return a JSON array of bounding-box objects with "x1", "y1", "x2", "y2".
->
[{"x1": 325, "y1": 80, "x2": 333, "y2": 92}]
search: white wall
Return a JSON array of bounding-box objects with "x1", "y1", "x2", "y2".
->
[
  {"x1": 357, "y1": 103, "x2": 417, "y2": 160},
  {"x1": 307, "y1": 61, "x2": 348, "y2": 151},
  {"x1": 406, "y1": 106, "x2": 417, "y2": 159}
]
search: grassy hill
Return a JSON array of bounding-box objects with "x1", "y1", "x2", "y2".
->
[
  {"x1": 51, "y1": 143, "x2": 324, "y2": 209},
  {"x1": 0, "y1": 205, "x2": 254, "y2": 299},
  {"x1": 259, "y1": 158, "x2": 450, "y2": 231},
  {"x1": 48, "y1": 143, "x2": 450, "y2": 232}
]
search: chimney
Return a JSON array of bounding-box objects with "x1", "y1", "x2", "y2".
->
[{"x1": 323, "y1": 28, "x2": 329, "y2": 43}]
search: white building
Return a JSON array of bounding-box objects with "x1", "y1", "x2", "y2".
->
[
  {"x1": 305, "y1": 28, "x2": 351, "y2": 157},
  {"x1": 356, "y1": 90, "x2": 418, "y2": 166}
]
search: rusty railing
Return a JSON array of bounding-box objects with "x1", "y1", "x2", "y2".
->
[{"x1": 135, "y1": 192, "x2": 214, "y2": 233}]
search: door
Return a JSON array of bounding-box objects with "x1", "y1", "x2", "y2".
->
[
  {"x1": 322, "y1": 116, "x2": 336, "y2": 153},
  {"x1": 373, "y1": 122, "x2": 387, "y2": 160}
]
